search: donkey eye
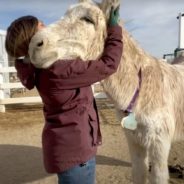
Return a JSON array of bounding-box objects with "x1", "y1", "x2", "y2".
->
[{"x1": 80, "y1": 16, "x2": 95, "y2": 25}]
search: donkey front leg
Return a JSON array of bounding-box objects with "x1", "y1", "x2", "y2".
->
[
  {"x1": 149, "y1": 135, "x2": 171, "y2": 184},
  {"x1": 125, "y1": 131, "x2": 149, "y2": 184}
]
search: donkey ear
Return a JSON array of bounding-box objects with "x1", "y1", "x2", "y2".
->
[
  {"x1": 100, "y1": 0, "x2": 120, "y2": 20},
  {"x1": 79, "y1": 0, "x2": 92, "y2": 2}
]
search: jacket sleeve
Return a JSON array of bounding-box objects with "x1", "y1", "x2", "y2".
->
[
  {"x1": 15, "y1": 60, "x2": 35, "y2": 90},
  {"x1": 49, "y1": 25, "x2": 123, "y2": 89}
]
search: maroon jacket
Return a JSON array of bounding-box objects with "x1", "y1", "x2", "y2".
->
[{"x1": 15, "y1": 25, "x2": 123, "y2": 173}]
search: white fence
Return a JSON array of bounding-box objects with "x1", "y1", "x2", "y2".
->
[
  {"x1": 0, "y1": 29, "x2": 10, "y2": 112},
  {"x1": 0, "y1": 66, "x2": 107, "y2": 113}
]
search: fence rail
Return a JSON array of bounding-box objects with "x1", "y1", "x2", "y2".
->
[
  {"x1": 0, "y1": 96, "x2": 42, "y2": 105},
  {"x1": 0, "y1": 82, "x2": 24, "y2": 89},
  {"x1": 0, "y1": 66, "x2": 16, "y2": 73}
]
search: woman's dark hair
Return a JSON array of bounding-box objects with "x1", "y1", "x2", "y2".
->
[{"x1": 5, "y1": 15, "x2": 38, "y2": 58}]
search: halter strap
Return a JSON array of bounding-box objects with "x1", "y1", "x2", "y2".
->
[{"x1": 124, "y1": 69, "x2": 142, "y2": 113}]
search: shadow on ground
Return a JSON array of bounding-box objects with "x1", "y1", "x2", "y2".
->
[
  {"x1": 97, "y1": 155, "x2": 131, "y2": 167},
  {"x1": 0, "y1": 145, "x2": 130, "y2": 184},
  {"x1": 0, "y1": 145, "x2": 50, "y2": 184}
]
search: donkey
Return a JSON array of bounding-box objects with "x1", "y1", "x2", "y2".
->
[{"x1": 28, "y1": 0, "x2": 184, "y2": 183}]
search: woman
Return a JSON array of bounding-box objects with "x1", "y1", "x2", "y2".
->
[{"x1": 5, "y1": 7, "x2": 122, "y2": 184}]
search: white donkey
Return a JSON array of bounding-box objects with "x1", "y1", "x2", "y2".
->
[{"x1": 28, "y1": 0, "x2": 184, "y2": 183}]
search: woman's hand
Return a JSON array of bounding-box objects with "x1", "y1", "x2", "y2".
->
[{"x1": 108, "y1": 6, "x2": 120, "y2": 27}]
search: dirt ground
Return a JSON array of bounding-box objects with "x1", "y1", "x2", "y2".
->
[{"x1": 0, "y1": 96, "x2": 184, "y2": 184}]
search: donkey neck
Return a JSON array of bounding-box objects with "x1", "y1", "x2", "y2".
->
[{"x1": 101, "y1": 27, "x2": 156, "y2": 111}]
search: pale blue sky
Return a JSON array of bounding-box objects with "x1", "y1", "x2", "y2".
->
[{"x1": 0, "y1": 0, "x2": 183, "y2": 58}]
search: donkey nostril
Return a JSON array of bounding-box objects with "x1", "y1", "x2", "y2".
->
[{"x1": 37, "y1": 41, "x2": 43, "y2": 47}]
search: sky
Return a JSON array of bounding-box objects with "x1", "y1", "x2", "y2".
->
[{"x1": 0, "y1": 0, "x2": 183, "y2": 59}]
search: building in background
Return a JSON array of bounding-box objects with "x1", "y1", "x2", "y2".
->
[
  {"x1": 164, "y1": 13, "x2": 184, "y2": 64},
  {"x1": 0, "y1": 29, "x2": 10, "y2": 105},
  {"x1": 0, "y1": 30, "x2": 8, "y2": 67}
]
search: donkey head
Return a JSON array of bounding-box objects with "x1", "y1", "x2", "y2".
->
[{"x1": 29, "y1": 0, "x2": 120, "y2": 68}]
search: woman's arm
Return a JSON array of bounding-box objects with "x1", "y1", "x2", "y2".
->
[{"x1": 15, "y1": 60, "x2": 35, "y2": 90}]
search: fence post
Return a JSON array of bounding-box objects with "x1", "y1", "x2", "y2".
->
[
  {"x1": 0, "y1": 63, "x2": 5, "y2": 112},
  {"x1": 92, "y1": 84, "x2": 95, "y2": 94}
]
